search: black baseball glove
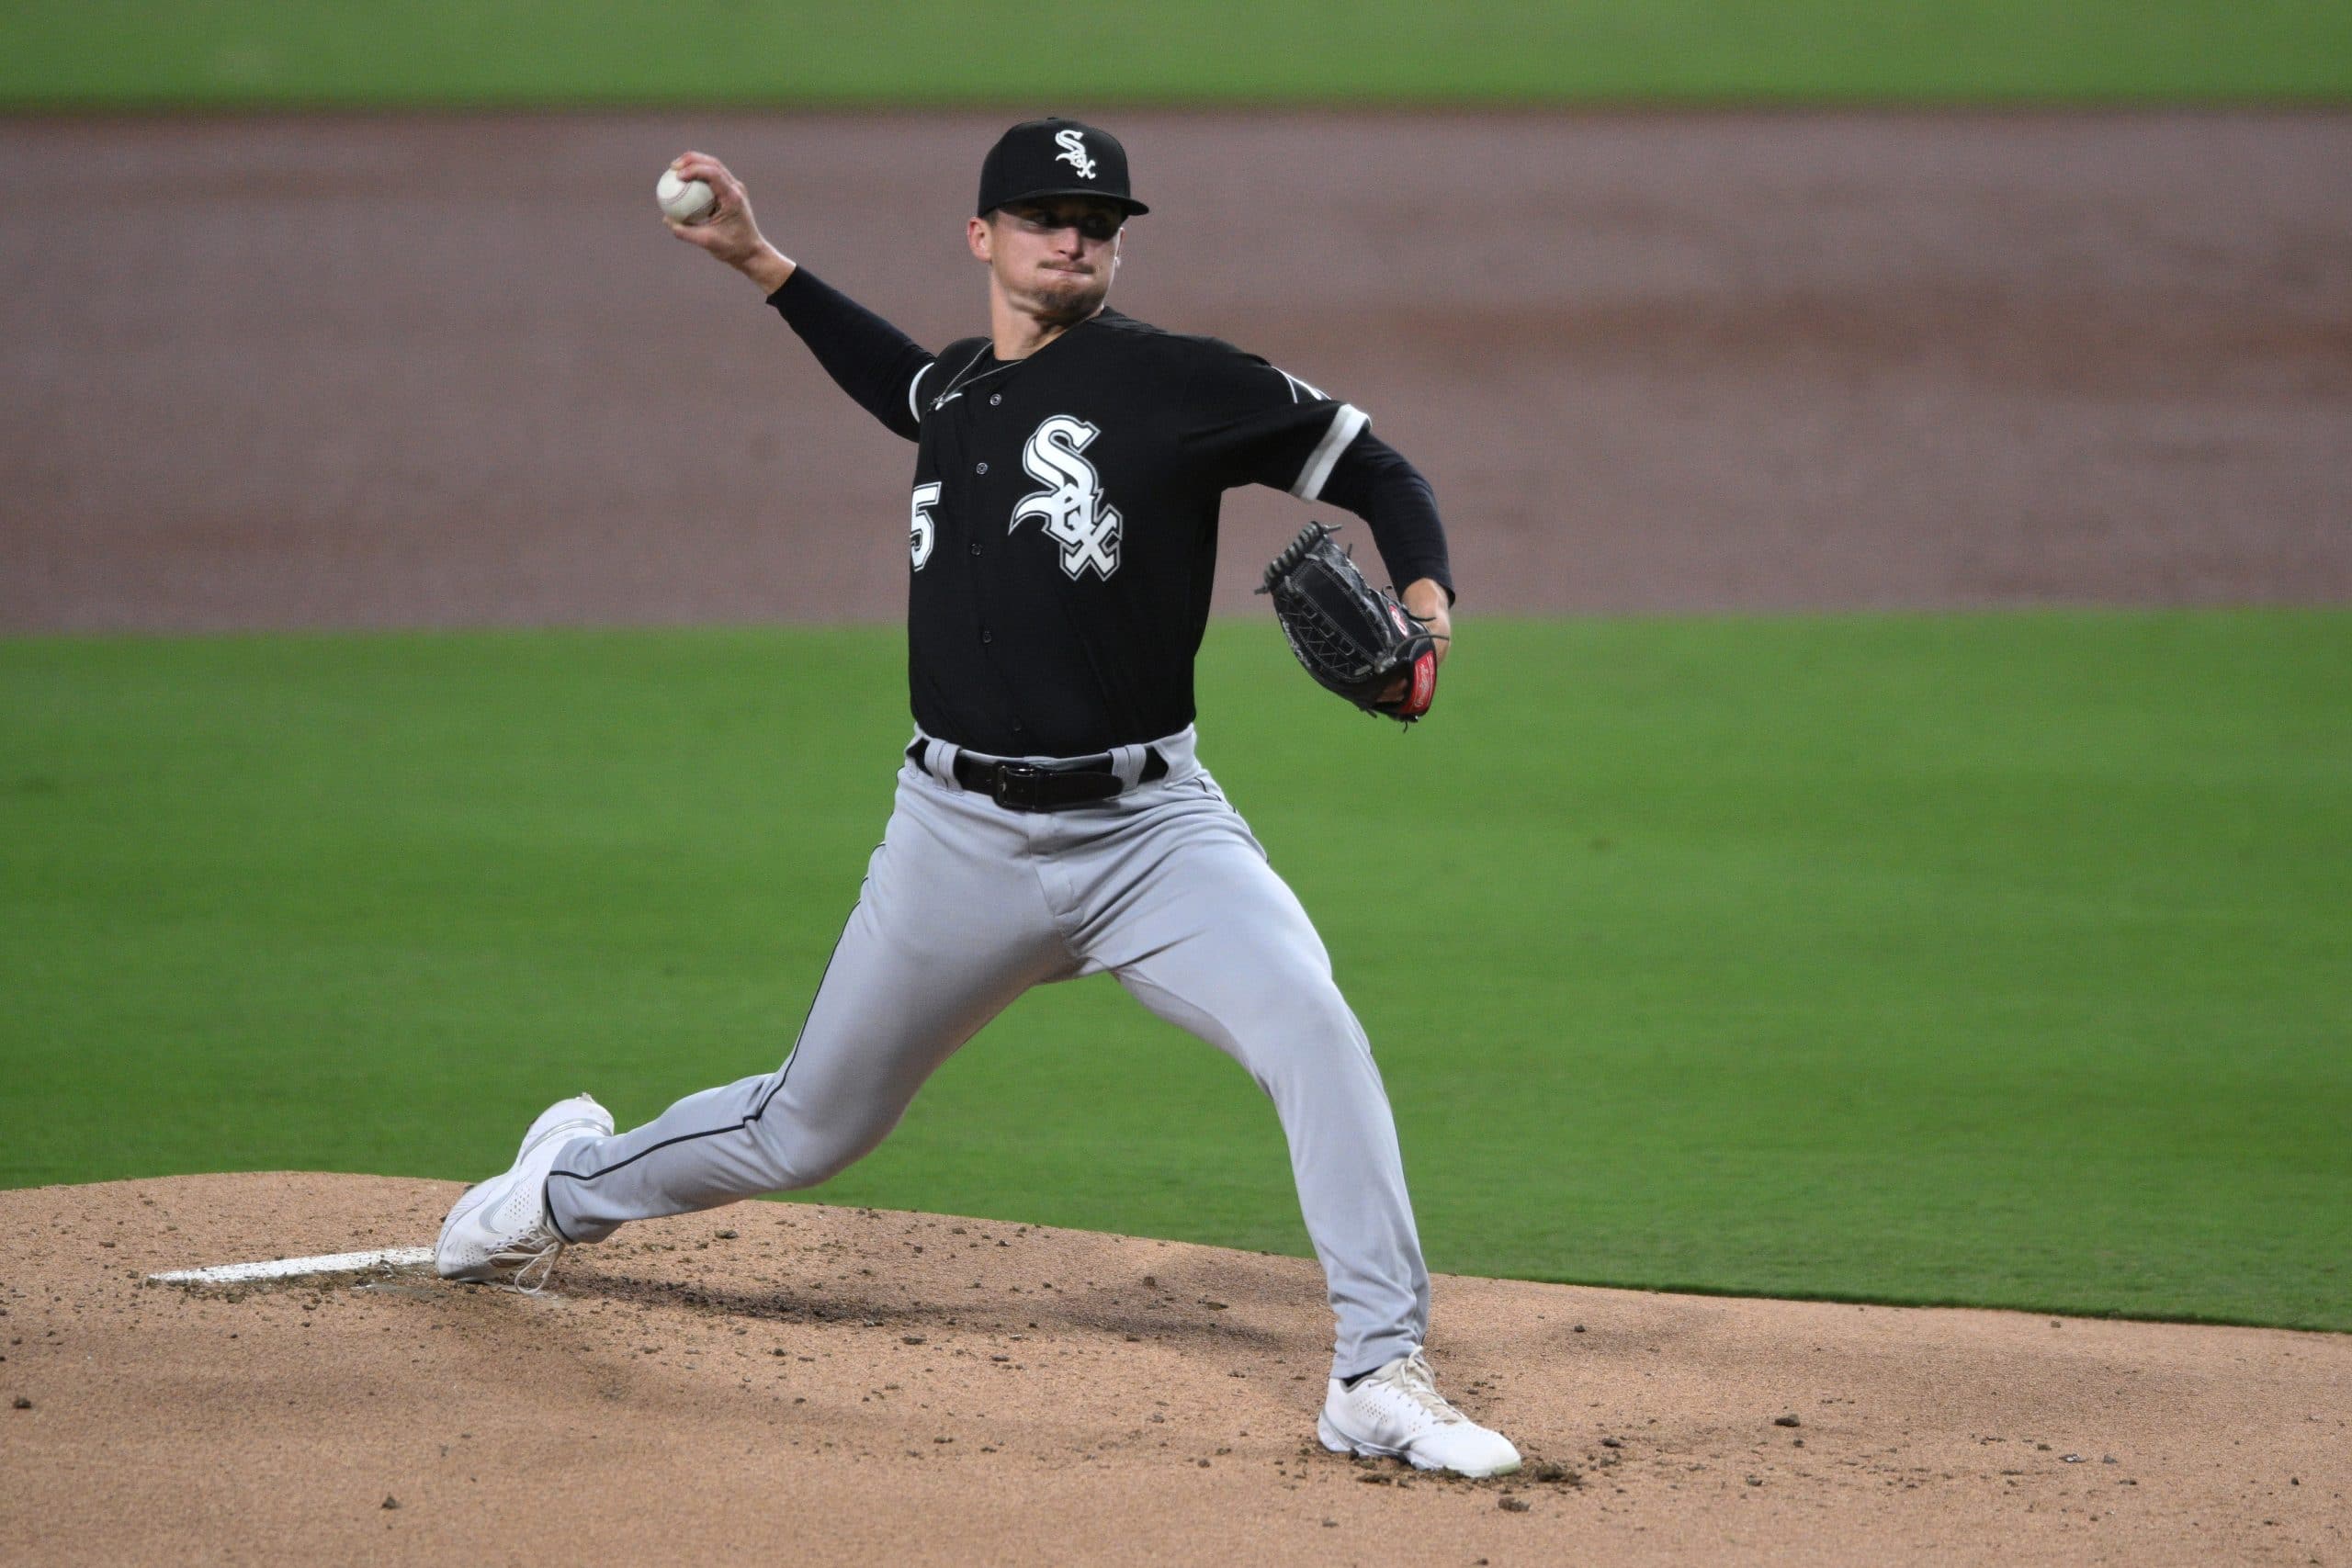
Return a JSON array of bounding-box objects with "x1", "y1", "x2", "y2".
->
[{"x1": 1256, "y1": 522, "x2": 1441, "y2": 723}]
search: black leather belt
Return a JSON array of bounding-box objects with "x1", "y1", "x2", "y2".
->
[{"x1": 910, "y1": 740, "x2": 1169, "y2": 812}]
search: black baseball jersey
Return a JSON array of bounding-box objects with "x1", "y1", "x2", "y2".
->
[{"x1": 774, "y1": 270, "x2": 1452, "y2": 758}]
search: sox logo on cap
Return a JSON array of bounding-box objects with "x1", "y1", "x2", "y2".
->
[{"x1": 1054, "y1": 128, "x2": 1098, "y2": 180}]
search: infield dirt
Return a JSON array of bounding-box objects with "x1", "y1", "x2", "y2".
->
[
  {"x1": 3, "y1": 111, "x2": 2348, "y2": 630},
  {"x1": 3, "y1": 1174, "x2": 2346, "y2": 1566}
]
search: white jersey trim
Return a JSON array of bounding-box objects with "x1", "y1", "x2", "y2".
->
[
  {"x1": 907, "y1": 361, "x2": 934, "y2": 425},
  {"x1": 1290, "y1": 403, "x2": 1369, "y2": 502}
]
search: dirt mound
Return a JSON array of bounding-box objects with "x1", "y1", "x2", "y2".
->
[{"x1": 1, "y1": 1174, "x2": 2343, "y2": 1564}]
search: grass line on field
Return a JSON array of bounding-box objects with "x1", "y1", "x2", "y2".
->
[{"x1": 2, "y1": 609, "x2": 2346, "y2": 1331}]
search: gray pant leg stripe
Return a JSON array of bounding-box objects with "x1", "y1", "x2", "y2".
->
[{"x1": 547, "y1": 876, "x2": 871, "y2": 1194}]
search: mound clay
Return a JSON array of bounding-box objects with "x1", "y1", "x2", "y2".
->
[{"x1": 1, "y1": 1174, "x2": 2344, "y2": 1564}]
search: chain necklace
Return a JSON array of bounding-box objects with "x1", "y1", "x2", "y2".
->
[{"x1": 928, "y1": 344, "x2": 1016, "y2": 412}]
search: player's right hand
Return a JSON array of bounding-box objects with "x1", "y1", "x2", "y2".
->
[{"x1": 663, "y1": 152, "x2": 788, "y2": 287}]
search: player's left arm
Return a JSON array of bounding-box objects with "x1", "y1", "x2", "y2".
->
[
  {"x1": 1180, "y1": 344, "x2": 1455, "y2": 694},
  {"x1": 1179, "y1": 345, "x2": 1456, "y2": 669},
  {"x1": 1314, "y1": 430, "x2": 1454, "y2": 672}
]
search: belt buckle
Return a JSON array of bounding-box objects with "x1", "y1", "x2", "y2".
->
[{"x1": 991, "y1": 761, "x2": 1046, "y2": 811}]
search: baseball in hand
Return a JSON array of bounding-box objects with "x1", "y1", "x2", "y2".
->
[{"x1": 656, "y1": 168, "x2": 716, "y2": 225}]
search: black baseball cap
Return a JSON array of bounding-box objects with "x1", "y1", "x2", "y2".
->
[{"x1": 976, "y1": 118, "x2": 1148, "y2": 218}]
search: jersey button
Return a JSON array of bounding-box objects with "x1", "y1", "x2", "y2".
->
[
  {"x1": 980, "y1": 628, "x2": 993, "y2": 644},
  {"x1": 975, "y1": 462, "x2": 989, "y2": 475},
  {"x1": 988, "y1": 394, "x2": 1001, "y2": 406},
  {"x1": 968, "y1": 541, "x2": 982, "y2": 555}
]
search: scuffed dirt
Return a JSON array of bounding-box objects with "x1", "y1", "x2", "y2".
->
[
  {"x1": 3, "y1": 111, "x2": 2348, "y2": 632},
  {"x1": 2, "y1": 1174, "x2": 2346, "y2": 1565}
]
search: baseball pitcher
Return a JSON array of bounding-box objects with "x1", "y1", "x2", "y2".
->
[{"x1": 436, "y1": 118, "x2": 1516, "y2": 1478}]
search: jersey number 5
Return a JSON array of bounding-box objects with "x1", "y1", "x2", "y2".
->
[{"x1": 910, "y1": 482, "x2": 941, "y2": 571}]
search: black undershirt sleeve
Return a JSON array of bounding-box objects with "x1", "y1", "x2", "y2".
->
[
  {"x1": 767, "y1": 269, "x2": 933, "y2": 443},
  {"x1": 1315, "y1": 429, "x2": 1457, "y2": 605}
]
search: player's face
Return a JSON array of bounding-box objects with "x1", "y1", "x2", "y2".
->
[{"x1": 972, "y1": 198, "x2": 1126, "y2": 322}]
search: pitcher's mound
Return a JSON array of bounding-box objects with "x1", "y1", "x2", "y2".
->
[{"x1": 3, "y1": 1173, "x2": 2342, "y2": 1564}]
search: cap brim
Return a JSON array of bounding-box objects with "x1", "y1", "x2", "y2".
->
[{"x1": 981, "y1": 186, "x2": 1149, "y2": 217}]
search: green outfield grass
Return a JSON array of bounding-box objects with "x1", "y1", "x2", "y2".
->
[
  {"x1": 4, "y1": 611, "x2": 2346, "y2": 1330},
  {"x1": 9, "y1": 1, "x2": 2351, "y2": 107}
]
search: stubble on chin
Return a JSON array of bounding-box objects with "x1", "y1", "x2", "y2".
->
[{"x1": 1028, "y1": 268, "x2": 1109, "y2": 322}]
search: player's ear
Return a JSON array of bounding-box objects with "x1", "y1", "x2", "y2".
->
[{"x1": 968, "y1": 215, "x2": 992, "y2": 262}]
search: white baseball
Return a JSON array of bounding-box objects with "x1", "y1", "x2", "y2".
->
[{"x1": 656, "y1": 168, "x2": 716, "y2": 225}]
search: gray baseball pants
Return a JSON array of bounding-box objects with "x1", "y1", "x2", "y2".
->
[{"x1": 544, "y1": 728, "x2": 1430, "y2": 1377}]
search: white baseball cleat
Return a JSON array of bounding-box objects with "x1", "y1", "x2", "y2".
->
[
  {"x1": 435, "y1": 1093, "x2": 612, "y2": 1292},
  {"x1": 1317, "y1": 1347, "x2": 1523, "y2": 1478}
]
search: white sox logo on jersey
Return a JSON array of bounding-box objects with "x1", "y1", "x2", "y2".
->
[
  {"x1": 1054, "y1": 128, "x2": 1098, "y2": 180},
  {"x1": 1010, "y1": 415, "x2": 1121, "y2": 580}
]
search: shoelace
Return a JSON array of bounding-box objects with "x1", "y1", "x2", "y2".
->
[
  {"x1": 495, "y1": 1235, "x2": 565, "y2": 1295},
  {"x1": 1385, "y1": 1352, "x2": 1467, "y2": 1426}
]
